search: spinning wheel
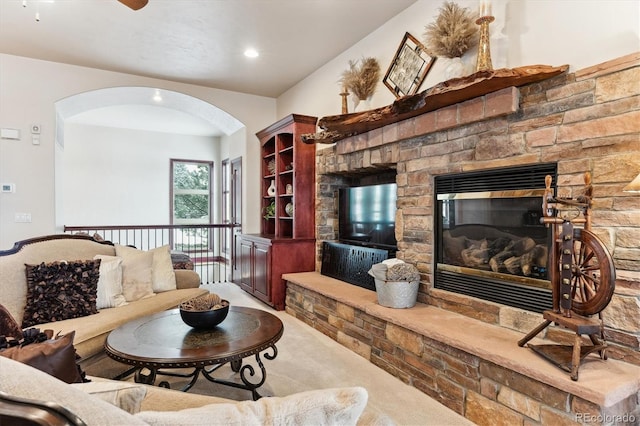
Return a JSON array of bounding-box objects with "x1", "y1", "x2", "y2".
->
[
  {"x1": 518, "y1": 172, "x2": 616, "y2": 381},
  {"x1": 566, "y1": 228, "x2": 615, "y2": 316}
]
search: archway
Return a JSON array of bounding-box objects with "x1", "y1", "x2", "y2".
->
[{"x1": 53, "y1": 87, "x2": 245, "y2": 229}]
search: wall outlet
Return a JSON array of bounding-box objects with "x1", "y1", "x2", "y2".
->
[
  {"x1": 1, "y1": 183, "x2": 15, "y2": 193},
  {"x1": 14, "y1": 213, "x2": 32, "y2": 223}
]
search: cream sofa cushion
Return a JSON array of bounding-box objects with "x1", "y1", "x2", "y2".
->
[
  {"x1": 115, "y1": 245, "x2": 155, "y2": 302},
  {"x1": 148, "y1": 245, "x2": 177, "y2": 292},
  {"x1": 0, "y1": 356, "x2": 146, "y2": 425},
  {"x1": 71, "y1": 381, "x2": 147, "y2": 414},
  {"x1": 93, "y1": 255, "x2": 127, "y2": 309},
  {"x1": 115, "y1": 244, "x2": 177, "y2": 295},
  {"x1": 135, "y1": 386, "x2": 368, "y2": 426}
]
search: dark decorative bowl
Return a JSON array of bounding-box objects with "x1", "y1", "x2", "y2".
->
[{"x1": 179, "y1": 301, "x2": 230, "y2": 329}]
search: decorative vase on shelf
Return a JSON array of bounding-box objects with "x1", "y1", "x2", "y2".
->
[
  {"x1": 267, "y1": 180, "x2": 276, "y2": 197},
  {"x1": 285, "y1": 202, "x2": 294, "y2": 217},
  {"x1": 443, "y1": 57, "x2": 465, "y2": 80},
  {"x1": 351, "y1": 95, "x2": 361, "y2": 112},
  {"x1": 351, "y1": 95, "x2": 372, "y2": 112}
]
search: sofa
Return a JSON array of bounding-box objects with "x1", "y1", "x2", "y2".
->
[
  {"x1": 0, "y1": 234, "x2": 390, "y2": 425},
  {"x1": 0, "y1": 234, "x2": 209, "y2": 371},
  {"x1": 0, "y1": 356, "x2": 384, "y2": 425}
]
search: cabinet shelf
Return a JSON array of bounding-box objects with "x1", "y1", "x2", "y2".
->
[{"x1": 240, "y1": 114, "x2": 317, "y2": 310}]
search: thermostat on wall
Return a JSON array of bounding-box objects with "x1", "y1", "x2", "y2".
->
[
  {"x1": 0, "y1": 128, "x2": 20, "y2": 140},
  {"x1": 1, "y1": 183, "x2": 15, "y2": 193}
]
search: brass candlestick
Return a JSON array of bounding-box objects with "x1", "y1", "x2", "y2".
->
[
  {"x1": 340, "y1": 86, "x2": 349, "y2": 114},
  {"x1": 475, "y1": 15, "x2": 495, "y2": 72}
]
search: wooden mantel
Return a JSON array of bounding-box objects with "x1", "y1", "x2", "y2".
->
[{"x1": 302, "y1": 65, "x2": 569, "y2": 144}]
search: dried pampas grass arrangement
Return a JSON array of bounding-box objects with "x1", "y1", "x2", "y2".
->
[
  {"x1": 340, "y1": 57, "x2": 381, "y2": 101},
  {"x1": 424, "y1": 1, "x2": 478, "y2": 59}
]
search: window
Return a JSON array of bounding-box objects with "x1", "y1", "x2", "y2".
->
[{"x1": 171, "y1": 160, "x2": 212, "y2": 224}]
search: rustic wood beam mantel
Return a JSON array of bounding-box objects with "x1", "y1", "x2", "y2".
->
[{"x1": 302, "y1": 64, "x2": 569, "y2": 144}]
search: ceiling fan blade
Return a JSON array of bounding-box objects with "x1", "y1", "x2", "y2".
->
[{"x1": 118, "y1": 0, "x2": 149, "y2": 10}]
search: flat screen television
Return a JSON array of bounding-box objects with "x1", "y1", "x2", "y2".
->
[{"x1": 338, "y1": 183, "x2": 397, "y2": 250}]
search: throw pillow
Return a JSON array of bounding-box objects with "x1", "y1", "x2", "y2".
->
[
  {"x1": 115, "y1": 245, "x2": 176, "y2": 294},
  {"x1": 93, "y1": 255, "x2": 128, "y2": 309},
  {"x1": 134, "y1": 386, "x2": 368, "y2": 426},
  {"x1": 0, "y1": 303, "x2": 22, "y2": 340},
  {"x1": 114, "y1": 245, "x2": 155, "y2": 302},
  {"x1": 0, "y1": 331, "x2": 84, "y2": 384},
  {"x1": 148, "y1": 245, "x2": 177, "y2": 292},
  {"x1": 71, "y1": 381, "x2": 147, "y2": 414},
  {"x1": 22, "y1": 260, "x2": 100, "y2": 328},
  {"x1": 0, "y1": 356, "x2": 147, "y2": 425}
]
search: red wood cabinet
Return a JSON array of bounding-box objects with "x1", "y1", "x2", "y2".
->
[{"x1": 239, "y1": 114, "x2": 318, "y2": 310}]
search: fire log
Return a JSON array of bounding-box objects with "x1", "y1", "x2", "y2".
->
[
  {"x1": 504, "y1": 256, "x2": 522, "y2": 275},
  {"x1": 521, "y1": 244, "x2": 548, "y2": 276},
  {"x1": 489, "y1": 250, "x2": 515, "y2": 273}
]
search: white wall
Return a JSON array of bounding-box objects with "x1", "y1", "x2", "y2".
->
[
  {"x1": 0, "y1": 54, "x2": 276, "y2": 248},
  {"x1": 62, "y1": 123, "x2": 218, "y2": 225},
  {"x1": 277, "y1": 0, "x2": 640, "y2": 119}
]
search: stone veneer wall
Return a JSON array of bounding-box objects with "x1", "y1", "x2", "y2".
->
[
  {"x1": 314, "y1": 54, "x2": 640, "y2": 365},
  {"x1": 285, "y1": 280, "x2": 640, "y2": 425}
]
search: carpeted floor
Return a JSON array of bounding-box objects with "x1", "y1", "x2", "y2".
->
[
  {"x1": 91, "y1": 282, "x2": 474, "y2": 425},
  {"x1": 174, "y1": 282, "x2": 474, "y2": 426}
]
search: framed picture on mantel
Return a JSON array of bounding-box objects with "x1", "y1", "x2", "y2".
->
[{"x1": 383, "y1": 32, "x2": 436, "y2": 98}]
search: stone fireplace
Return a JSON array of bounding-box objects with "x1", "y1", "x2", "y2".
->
[
  {"x1": 286, "y1": 54, "x2": 640, "y2": 424},
  {"x1": 314, "y1": 54, "x2": 640, "y2": 365},
  {"x1": 434, "y1": 163, "x2": 556, "y2": 313}
]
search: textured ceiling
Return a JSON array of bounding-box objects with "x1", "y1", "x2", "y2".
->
[{"x1": 1, "y1": 0, "x2": 417, "y2": 98}]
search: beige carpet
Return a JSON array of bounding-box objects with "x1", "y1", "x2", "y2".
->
[
  {"x1": 170, "y1": 282, "x2": 472, "y2": 426},
  {"x1": 92, "y1": 282, "x2": 474, "y2": 425}
]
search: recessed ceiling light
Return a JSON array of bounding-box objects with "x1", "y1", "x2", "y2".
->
[{"x1": 244, "y1": 48, "x2": 259, "y2": 58}]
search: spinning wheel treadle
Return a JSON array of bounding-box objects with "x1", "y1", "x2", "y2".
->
[{"x1": 518, "y1": 172, "x2": 616, "y2": 381}]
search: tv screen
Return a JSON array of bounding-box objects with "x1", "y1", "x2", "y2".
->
[{"x1": 338, "y1": 183, "x2": 397, "y2": 249}]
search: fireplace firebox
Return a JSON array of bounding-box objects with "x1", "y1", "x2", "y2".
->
[{"x1": 434, "y1": 164, "x2": 557, "y2": 313}]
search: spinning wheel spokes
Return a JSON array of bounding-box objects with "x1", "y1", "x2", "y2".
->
[{"x1": 568, "y1": 228, "x2": 615, "y2": 316}]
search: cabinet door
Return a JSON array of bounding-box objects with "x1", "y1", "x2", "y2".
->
[
  {"x1": 239, "y1": 239, "x2": 254, "y2": 292},
  {"x1": 252, "y1": 241, "x2": 270, "y2": 301}
]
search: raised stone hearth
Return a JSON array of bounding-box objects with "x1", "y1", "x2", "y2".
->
[{"x1": 284, "y1": 272, "x2": 640, "y2": 425}]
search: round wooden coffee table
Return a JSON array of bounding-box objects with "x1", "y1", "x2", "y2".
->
[{"x1": 105, "y1": 306, "x2": 283, "y2": 400}]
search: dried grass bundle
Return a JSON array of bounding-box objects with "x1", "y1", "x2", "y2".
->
[
  {"x1": 340, "y1": 57, "x2": 381, "y2": 101},
  {"x1": 386, "y1": 263, "x2": 420, "y2": 282},
  {"x1": 180, "y1": 293, "x2": 228, "y2": 311},
  {"x1": 423, "y1": 1, "x2": 478, "y2": 58}
]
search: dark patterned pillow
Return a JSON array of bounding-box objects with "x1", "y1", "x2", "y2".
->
[{"x1": 22, "y1": 260, "x2": 101, "y2": 328}]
